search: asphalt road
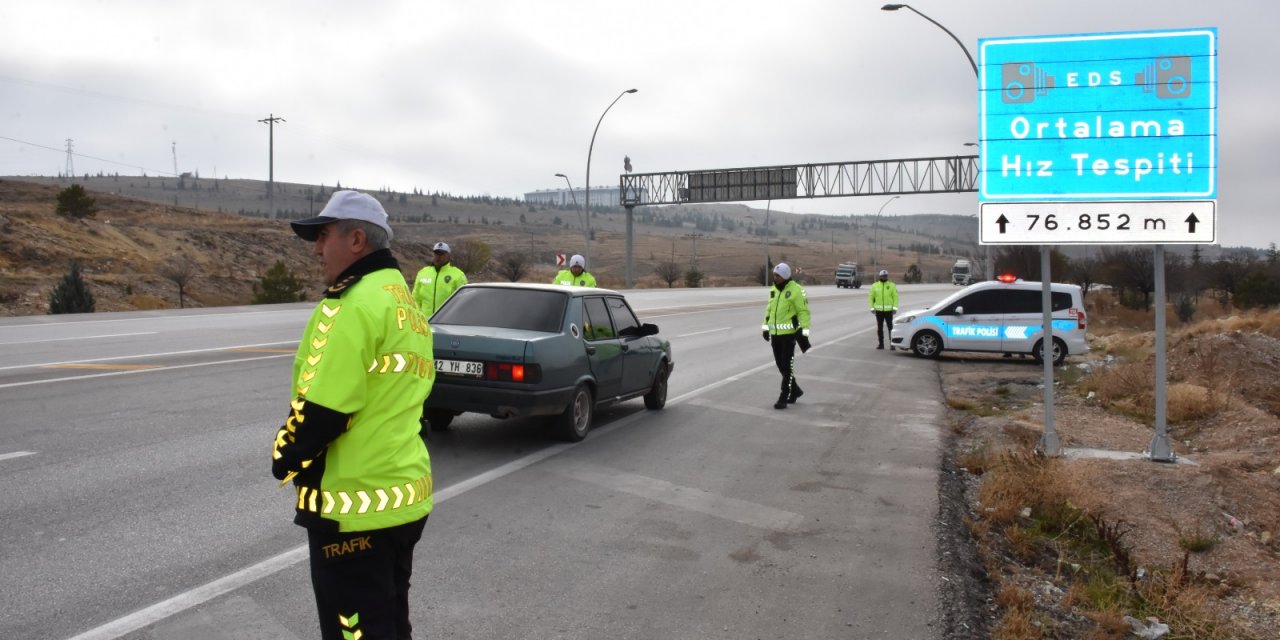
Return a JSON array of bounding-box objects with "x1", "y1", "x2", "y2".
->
[{"x1": 0, "y1": 284, "x2": 957, "y2": 639}]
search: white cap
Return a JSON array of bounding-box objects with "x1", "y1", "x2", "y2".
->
[
  {"x1": 773, "y1": 263, "x2": 791, "y2": 280},
  {"x1": 432, "y1": 242, "x2": 451, "y2": 253},
  {"x1": 569, "y1": 254, "x2": 586, "y2": 268},
  {"x1": 290, "y1": 190, "x2": 393, "y2": 241},
  {"x1": 878, "y1": 269, "x2": 889, "y2": 276}
]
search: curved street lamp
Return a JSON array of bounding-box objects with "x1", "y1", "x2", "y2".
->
[
  {"x1": 873, "y1": 195, "x2": 900, "y2": 275},
  {"x1": 883, "y1": 4, "x2": 990, "y2": 280},
  {"x1": 554, "y1": 172, "x2": 584, "y2": 235},
  {"x1": 584, "y1": 88, "x2": 638, "y2": 269}
]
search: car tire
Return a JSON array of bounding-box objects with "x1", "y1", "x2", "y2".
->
[
  {"x1": 1033, "y1": 337, "x2": 1068, "y2": 367},
  {"x1": 553, "y1": 383, "x2": 593, "y2": 442},
  {"x1": 425, "y1": 409, "x2": 454, "y2": 432},
  {"x1": 911, "y1": 330, "x2": 942, "y2": 359},
  {"x1": 643, "y1": 362, "x2": 669, "y2": 410}
]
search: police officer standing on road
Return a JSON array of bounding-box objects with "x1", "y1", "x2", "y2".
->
[
  {"x1": 413, "y1": 241, "x2": 467, "y2": 316},
  {"x1": 763, "y1": 263, "x2": 811, "y2": 410},
  {"x1": 272, "y1": 190, "x2": 435, "y2": 640},
  {"x1": 869, "y1": 269, "x2": 899, "y2": 350},
  {"x1": 552, "y1": 254, "x2": 597, "y2": 287}
]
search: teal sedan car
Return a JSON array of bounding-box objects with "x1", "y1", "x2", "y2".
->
[{"x1": 424, "y1": 283, "x2": 673, "y2": 441}]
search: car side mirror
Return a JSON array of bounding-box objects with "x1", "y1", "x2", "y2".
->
[{"x1": 640, "y1": 323, "x2": 659, "y2": 336}]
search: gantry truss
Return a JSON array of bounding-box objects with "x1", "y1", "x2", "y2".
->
[{"x1": 618, "y1": 155, "x2": 979, "y2": 206}]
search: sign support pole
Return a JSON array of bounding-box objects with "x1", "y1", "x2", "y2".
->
[
  {"x1": 1037, "y1": 245, "x2": 1061, "y2": 457},
  {"x1": 1149, "y1": 244, "x2": 1176, "y2": 461}
]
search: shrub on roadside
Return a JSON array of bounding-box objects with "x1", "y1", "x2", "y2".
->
[{"x1": 48, "y1": 261, "x2": 95, "y2": 314}]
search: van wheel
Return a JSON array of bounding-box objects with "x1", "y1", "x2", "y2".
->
[
  {"x1": 911, "y1": 331, "x2": 942, "y2": 358},
  {"x1": 1033, "y1": 337, "x2": 1068, "y2": 367},
  {"x1": 552, "y1": 384, "x2": 594, "y2": 442},
  {"x1": 643, "y1": 363, "x2": 669, "y2": 410}
]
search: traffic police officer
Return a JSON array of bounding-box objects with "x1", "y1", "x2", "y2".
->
[
  {"x1": 272, "y1": 190, "x2": 434, "y2": 640},
  {"x1": 413, "y1": 241, "x2": 467, "y2": 316},
  {"x1": 762, "y1": 263, "x2": 811, "y2": 409},
  {"x1": 869, "y1": 269, "x2": 899, "y2": 350},
  {"x1": 552, "y1": 254, "x2": 597, "y2": 287}
]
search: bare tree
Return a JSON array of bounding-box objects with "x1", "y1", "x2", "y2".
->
[
  {"x1": 495, "y1": 251, "x2": 530, "y2": 282},
  {"x1": 450, "y1": 239, "x2": 492, "y2": 276},
  {"x1": 654, "y1": 261, "x2": 681, "y2": 288},
  {"x1": 159, "y1": 254, "x2": 198, "y2": 309}
]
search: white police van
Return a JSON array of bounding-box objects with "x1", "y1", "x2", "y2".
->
[{"x1": 890, "y1": 276, "x2": 1088, "y2": 365}]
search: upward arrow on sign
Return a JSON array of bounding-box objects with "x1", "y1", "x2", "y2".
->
[
  {"x1": 1186, "y1": 213, "x2": 1200, "y2": 233},
  {"x1": 996, "y1": 214, "x2": 1010, "y2": 234}
]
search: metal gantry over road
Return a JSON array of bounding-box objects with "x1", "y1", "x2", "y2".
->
[
  {"x1": 612, "y1": 154, "x2": 979, "y2": 288},
  {"x1": 618, "y1": 154, "x2": 978, "y2": 206}
]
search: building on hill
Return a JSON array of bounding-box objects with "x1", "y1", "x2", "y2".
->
[{"x1": 524, "y1": 186, "x2": 621, "y2": 208}]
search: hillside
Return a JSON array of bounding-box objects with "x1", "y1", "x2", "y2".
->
[{"x1": 1, "y1": 177, "x2": 982, "y2": 316}]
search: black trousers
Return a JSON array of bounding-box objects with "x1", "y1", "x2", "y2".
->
[
  {"x1": 875, "y1": 310, "x2": 895, "y2": 346},
  {"x1": 307, "y1": 515, "x2": 428, "y2": 640},
  {"x1": 770, "y1": 333, "x2": 800, "y2": 398}
]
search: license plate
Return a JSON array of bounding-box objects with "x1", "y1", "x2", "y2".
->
[{"x1": 435, "y1": 359, "x2": 484, "y2": 377}]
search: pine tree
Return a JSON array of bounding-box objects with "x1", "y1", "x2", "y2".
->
[
  {"x1": 49, "y1": 262, "x2": 96, "y2": 314},
  {"x1": 56, "y1": 184, "x2": 97, "y2": 219},
  {"x1": 252, "y1": 261, "x2": 307, "y2": 304}
]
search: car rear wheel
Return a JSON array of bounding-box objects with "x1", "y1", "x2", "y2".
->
[
  {"x1": 643, "y1": 362, "x2": 669, "y2": 410},
  {"x1": 911, "y1": 330, "x2": 942, "y2": 359},
  {"x1": 1033, "y1": 337, "x2": 1067, "y2": 367},
  {"x1": 553, "y1": 384, "x2": 593, "y2": 442}
]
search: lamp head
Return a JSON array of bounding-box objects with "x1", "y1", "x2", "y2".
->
[
  {"x1": 881, "y1": 4, "x2": 906, "y2": 10},
  {"x1": 625, "y1": 88, "x2": 638, "y2": 94},
  {"x1": 555, "y1": 173, "x2": 566, "y2": 178}
]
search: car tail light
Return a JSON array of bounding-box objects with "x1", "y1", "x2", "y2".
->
[
  {"x1": 1070, "y1": 307, "x2": 1087, "y2": 330},
  {"x1": 485, "y1": 362, "x2": 541, "y2": 383}
]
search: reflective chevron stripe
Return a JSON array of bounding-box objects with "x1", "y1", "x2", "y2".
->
[{"x1": 297, "y1": 475, "x2": 433, "y2": 516}]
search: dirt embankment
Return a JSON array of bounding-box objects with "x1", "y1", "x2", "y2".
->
[{"x1": 936, "y1": 308, "x2": 1280, "y2": 638}]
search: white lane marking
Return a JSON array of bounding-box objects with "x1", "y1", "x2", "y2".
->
[
  {"x1": 66, "y1": 324, "x2": 880, "y2": 640},
  {"x1": 0, "y1": 341, "x2": 297, "y2": 372},
  {"x1": 0, "y1": 355, "x2": 292, "y2": 390},
  {"x1": 562, "y1": 464, "x2": 806, "y2": 532},
  {"x1": 674, "y1": 327, "x2": 732, "y2": 339},
  {"x1": 0, "y1": 332, "x2": 157, "y2": 346},
  {"x1": 0, "y1": 451, "x2": 36, "y2": 462}
]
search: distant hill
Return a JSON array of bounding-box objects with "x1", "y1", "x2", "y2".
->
[{"x1": 8, "y1": 174, "x2": 1245, "y2": 316}]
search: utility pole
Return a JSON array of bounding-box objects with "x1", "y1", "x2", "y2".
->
[
  {"x1": 258, "y1": 113, "x2": 285, "y2": 218},
  {"x1": 172, "y1": 141, "x2": 178, "y2": 177},
  {"x1": 64, "y1": 139, "x2": 74, "y2": 178}
]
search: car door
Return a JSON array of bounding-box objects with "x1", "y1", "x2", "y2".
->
[
  {"x1": 934, "y1": 289, "x2": 1003, "y2": 353},
  {"x1": 1001, "y1": 289, "x2": 1074, "y2": 354},
  {"x1": 581, "y1": 295, "x2": 623, "y2": 400},
  {"x1": 605, "y1": 295, "x2": 656, "y2": 395}
]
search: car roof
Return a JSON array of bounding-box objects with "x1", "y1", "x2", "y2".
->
[
  {"x1": 458, "y1": 282, "x2": 621, "y2": 297},
  {"x1": 969, "y1": 280, "x2": 1081, "y2": 293}
]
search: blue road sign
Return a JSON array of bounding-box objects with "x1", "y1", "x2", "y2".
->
[{"x1": 978, "y1": 28, "x2": 1217, "y2": 202}]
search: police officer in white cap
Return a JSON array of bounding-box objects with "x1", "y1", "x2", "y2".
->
[
  {"x1": 413, "y1": 241, "x2": 467, "y2": 316},
  {"x1": 868, "y1": 269, "x2": 899, "y2": 349},
  {"x1": 551, "y1": 254, "x2": 597, "y2": 287},
  {"x1": 762, "y1": 263, "x2": 811, "y2": 409}
]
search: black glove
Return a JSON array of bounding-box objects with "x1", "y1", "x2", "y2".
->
[
  {"x1": 762, "y1": 330, "x2": 770, "y2": 343},
  {"x1": 796, "y1": 334, "x2": 811, "y2": 353}
]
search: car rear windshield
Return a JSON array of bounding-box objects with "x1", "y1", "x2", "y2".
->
[{"x1": 432, "y1": 287, "x2": 566, "y2": 332}]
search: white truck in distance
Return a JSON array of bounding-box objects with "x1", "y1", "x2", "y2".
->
[
  {"x1": 835, "y1": 262, "x2": 862, "y2": 288},
  {"x1": 951, "y1": 259, "x2": 972, "y2": 286}
]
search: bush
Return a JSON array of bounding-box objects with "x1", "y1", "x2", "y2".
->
[
  {"x1": 684, "y1": 266, "x2": 704, "y2": 288},
  {"x1": 49, "y1": 261, "x2": 96, "y2": 313},
  {"x1": 56, "y1": 184, "x2": 97, "y2": 219},
  {"x1": 252, "y1": 261, "x2": 307, "y2": 304}
]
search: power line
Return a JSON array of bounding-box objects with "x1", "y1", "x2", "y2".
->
[{"x1": 0, "y1": 134, "x2": 177, "y2": 177}]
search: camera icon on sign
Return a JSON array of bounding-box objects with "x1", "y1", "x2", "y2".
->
[
  {"x1": 1001, "y1": 62, "x2": 1056, "y2": 104},
  {"x1": 1136, "y1": 56, "x2": 1191, "y2": 99}
]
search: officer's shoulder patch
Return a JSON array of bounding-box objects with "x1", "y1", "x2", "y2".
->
[
  {"x1": 444, "y1": 275, "x2": 452, "y2": 283},
  {"x1": 784, "y1": 290, "x2": 792, "y2": 298}
]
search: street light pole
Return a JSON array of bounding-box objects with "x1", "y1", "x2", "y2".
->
[
  {"x1": 554, "y1": 173, "x2": 584, "y2": 239},
  {"x1": 873, "y1": 195, "x2": 900, "y2": 275},
  {"x1": 257, "y1": 113, "x2": 285, "y2": 219},
  {"x1": 882, "y1": 4, "x2": 990, "y2": 280},
  {"x1": 584, "y1": 88, "x2": 638, "y2": 270}
]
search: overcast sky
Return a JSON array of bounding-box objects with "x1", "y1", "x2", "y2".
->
[{"x1": 2, "y1": 0, "x2": 1275, "y2": 248}]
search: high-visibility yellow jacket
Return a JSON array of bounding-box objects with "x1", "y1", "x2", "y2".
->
[
  {"x1": 552, "y1": 269, "x2": 597, "y2": 287},
  {"x1": 272, "y1": 249, "x2": 435, "y2": 532},
  {"x1": 412, "y1": 263, "x2": 467, "y2": 316},
  {"x1": 869, "y1": 279, "x2": 899, "y2": 312},
  {"x1": 763, "y1": 280, "x2": 811, "y2": 336}
]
